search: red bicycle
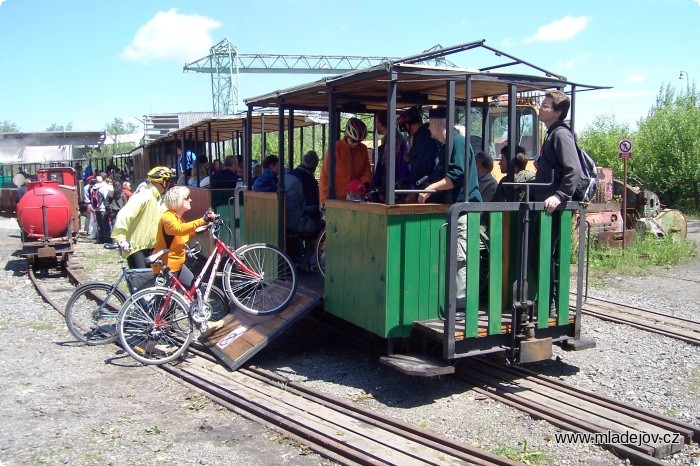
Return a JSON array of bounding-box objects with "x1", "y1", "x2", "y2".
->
[{"x1": 117, "y1": 217, "x2": 297, "y2": 364}]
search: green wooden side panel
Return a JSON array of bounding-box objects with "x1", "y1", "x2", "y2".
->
[
  {"x1": 242, "y1": 193, "x2": 279, "y2": 247},
  {"x1": 487, "y1": 212, "x2": 503, "y2": 335},
  {"x1": 536, "y1": 212, "x2": 553, "y2": 328},
  {"x1": 464, "y1": 213, "x2": 481, "y2": 338},
  {"x1": 324, "y1": 206, "x2": 447, "y2": 338},
  {"x1": 556, "y1": 210, "x2": 572, "y2": 326},
  {"x1": 324, "y1": 207, "x2": 387, "y2": 335}
]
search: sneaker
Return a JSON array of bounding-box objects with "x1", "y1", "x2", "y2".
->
[
  {"x1": 153, "y1": 343, "x2": 177, "y2": 355},
  {"x1": 200, "y1": 319, "x2": 225, "y2": 338},
  {"x1": 455, "y1": 309, "x2": 465, "y2": 322}
]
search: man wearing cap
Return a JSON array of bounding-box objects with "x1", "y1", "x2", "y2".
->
[
  {"x1": 398, "y1": 106, "x2": 440, "y2": 188},
  {"x1": 418, "y1": 106, "x2": 481, "y2": 319}
]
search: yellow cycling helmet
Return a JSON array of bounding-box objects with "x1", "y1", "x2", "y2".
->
[{"x1": 147, "y1": 166, "x2": 172, "y2": 183}]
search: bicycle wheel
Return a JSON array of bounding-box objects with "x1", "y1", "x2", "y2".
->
[
  {"x1": 207, "y1": 285, "x2": 230, "y2": 321},
  {"x1": 117, "y1": 287, "x2": 192, "y2": 365},
  {"x1": 315, "y1": 229, "x2": 326, "y2": 278},
  {"x1": 65, "y1": 281, "x2": 127, "y2": 345},
  {"x1": 222, "y1": 243, "x2": 297, "y2": 316}
]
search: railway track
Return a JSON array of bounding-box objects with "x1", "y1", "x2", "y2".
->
[
  {"x1": 171, "y1": 345, "x2": 518, "y2": 466},
  {"x1": 31, "y1": 260, "x2": 699, "y2": 465},
  {"x1": 572, "y1": 294, "x2": 700, "y2": 346},
  {"x1": 456, "y1": 359, "x2": 700, "y2": 466},
  {"x1": 30, "y1": 260, "x2": 517, "y2": 465}
]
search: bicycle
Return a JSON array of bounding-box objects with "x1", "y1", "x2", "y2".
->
[
  {"x1": 64, "y1": 245, "x2": 158, "y2": 345},
  {"x1": 117, "y1": 217, "x2": 298, "y2": 365}
]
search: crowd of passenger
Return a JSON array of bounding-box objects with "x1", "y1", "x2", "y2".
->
[{"x1": 80, "y1": 90, "x2": 580, "y2": 301}]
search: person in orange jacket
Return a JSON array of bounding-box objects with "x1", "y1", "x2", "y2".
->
[
  {"x1": 319, "y1": 117, "x2": 372, "y2": 205},
  {"x1": 151, "y1": 185, "x2": 215, "y2": 282}
]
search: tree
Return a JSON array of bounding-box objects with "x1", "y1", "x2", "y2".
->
[
  {"x1": 46, "y1": 122, "x2": 73, "y2": 131},
  {"x1": 105, "y1": 118, "x2": 137, "y2": 144},
  {"x1": 0, "y1": 120, "x2": 20, "y2": 133},
  {"x1": 578, "y1": 114, "x2": 632, "y2": 177},
  {"x1": 633, "y1": 84, "x2": 700, "y2": 211},
  {"x1": 91, "y1": 117, "x2": 139, "y2": 157}
]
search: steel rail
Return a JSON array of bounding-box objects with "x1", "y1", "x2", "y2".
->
[
  {"x1": 455, "y1": 359, "x2": 698, "y2": 466},
  {"x1": 572, "y1": 294, "x2": 700, "y2": 346},
  {"x1": 177, "y1": 345, "x2": 516, "y2": 466}
]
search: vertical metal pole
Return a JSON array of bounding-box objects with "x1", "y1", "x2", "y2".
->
[
  {"x1": 622, "y1": 157, "x2": 628, "y2": 252},
  {"x1": 463, "y1": 77, "x2": 472, "y2": 201},
  {"x1": 445, "y1": 80, "x2": 455, "y2": 204},
  {"x1": 327, "y1": 91, "x2": 337, "y2": 200},
  {"x1": 287, "y1": 109, "x2": 295, "y2": 170},
  {"x1": 245, "y1": 107, "x2": 253, "y2": 188},
  {"x1": 278, "y1": 107, "x2": 286, "y2": 248},
  {"x1": 386, "y1": 71, "x2": 397, "y2": 205}
]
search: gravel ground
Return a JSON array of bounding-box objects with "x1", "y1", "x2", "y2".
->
[{"x1": 1, "y1": 215, "x2": 699, "y2": 465}]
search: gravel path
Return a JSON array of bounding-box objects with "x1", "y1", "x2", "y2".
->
[{"x1": 1, "y1": 216, "x2": 698, "y2": 465}]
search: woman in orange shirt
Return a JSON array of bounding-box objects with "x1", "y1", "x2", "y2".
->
[{"x1": 152, "y1": 186, "x2": 215, "y2": 282}]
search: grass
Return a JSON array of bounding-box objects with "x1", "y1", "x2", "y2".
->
[
  {"x1": 585, "y1": 233, "x2": 697, "y2": 276},
  {"x1": 491, "y1": 439, "x2": 555, "y2": 465}
]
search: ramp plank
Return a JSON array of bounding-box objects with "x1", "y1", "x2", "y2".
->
[{"x1": 201, "y1": 287, "x2": 320, "y2": 370}]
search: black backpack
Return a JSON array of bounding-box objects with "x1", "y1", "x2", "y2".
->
[{"x1": 565, "y1": 126, "x2": 599, "y2": 202}]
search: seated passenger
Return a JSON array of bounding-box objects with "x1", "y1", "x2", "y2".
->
[
  {"x1": 252, "y1": 155, "x2": 279, "y2": 192},
  {"x1": 475, "y1": 151, "x2": 498, "y2": 202},
  {"x1": 495, "y1": 145, "x2": 535, "y2": 202},
  {"x1": 286, "y1": 152, "x2": 325, "y2": 271},
  {"x1": 288, "y1": 150, "x2": 323, "y2": 232},
  {"x1": 210, "y1": 155, "x2": 242, "y2": 189},
  {"x1": 209, "y1": 155, "x2": 243, "y2": 208}
]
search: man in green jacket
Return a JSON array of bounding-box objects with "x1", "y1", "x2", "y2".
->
[
  {"x1": 418, "y1": 106, "x2": 482, "y2": 320},
  {"x1": 111, "y1": 166, "x2": 171, "y2": 268}
]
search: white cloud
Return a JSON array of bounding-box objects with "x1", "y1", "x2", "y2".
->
[
  {"x1": 121, "y1": 9, "x2": 221, "y2": 63},
  {"x1": 525, "y1": 16, "x2": 590, "y2": 43},
  {"x1": 0, "y1": 0, "x2": 6, "y2": 6},
  {"x1": 695, "y1": 0, "x2": 700, "y2": 6},
  {"x1": 554, "y1": 52, "x2": 593, "y2": 71},
  {"x1": 625, "y1": 73, "x2": 646, "y2": 84}
]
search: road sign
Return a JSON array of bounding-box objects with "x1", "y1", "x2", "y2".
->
[{"x1": 619, "y1": 138, "x2": 632, "y2": 158}]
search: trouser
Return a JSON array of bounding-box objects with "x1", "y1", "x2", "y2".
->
[
  {"x1": 456, "y1": 214, "x2": 467, "y2": 310},
  {"x1": 127, "y1": 249, "x2": 153, "y2": 269},
  {"x1": 95, "y1": 211, "x2": 111, "y2": 244}
]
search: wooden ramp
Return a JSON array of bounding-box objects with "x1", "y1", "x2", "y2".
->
[{"x1": 200, "y1": 287, "x2": 320, "y2": 370}]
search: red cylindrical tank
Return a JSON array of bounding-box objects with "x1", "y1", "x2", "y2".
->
[{"x1": 17, "y1": 180, "x2": 72, "y2": 239}]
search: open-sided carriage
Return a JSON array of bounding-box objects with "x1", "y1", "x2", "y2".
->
[{"x1": 142, "y1": 40, "x2": 605, "y2": 374}]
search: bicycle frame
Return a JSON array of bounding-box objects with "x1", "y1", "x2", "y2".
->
[{"x1": 151, "y1": 220, "x2": 260, "y2": 327}]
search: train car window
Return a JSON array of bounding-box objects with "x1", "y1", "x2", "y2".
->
[
  {"x1": 488, "y1": 106, "x2": 538, "y2": 158},
  {"x1": 48, "y1": 172, "x2": 64, "y2": 183}
]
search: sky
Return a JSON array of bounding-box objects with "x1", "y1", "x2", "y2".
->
[{"x1": 1, "y1": 0, "x2": 698, "y2": 135}]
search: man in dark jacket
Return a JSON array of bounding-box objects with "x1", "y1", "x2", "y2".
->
[
  {"x1": 534, "y1": 90, "x2": 582, "y2": 316},
  {"x1": 535, "y1": 90, "x2": 581, "y2": 212}
]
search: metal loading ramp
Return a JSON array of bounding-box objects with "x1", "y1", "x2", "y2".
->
[{"x1": 200, "y1": 287, "x2": 320, "y2": 370}]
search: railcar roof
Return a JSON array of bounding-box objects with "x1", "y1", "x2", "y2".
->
[
  {"x1": 148, "y1": 110, "x2": 328, "y2": 146},
  {"x1": 245, "y1": 39, "x2": 608, "y2": 112},
  {"x1": 245, "y1": 63, "x2": 603, "y2": 112}
]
